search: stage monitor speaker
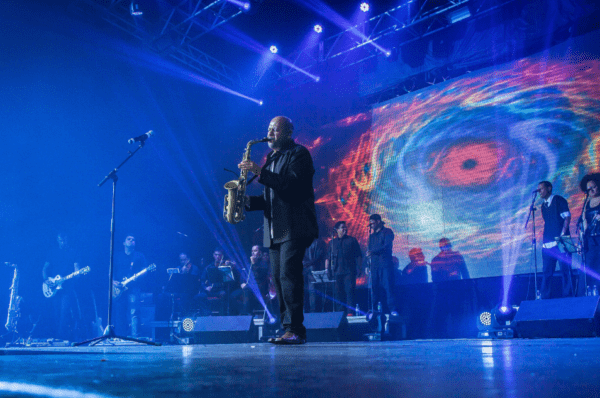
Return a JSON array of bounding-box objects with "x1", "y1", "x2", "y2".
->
[
  {"x1": 190, "y1": 315, "x2": 254, "y2": 344},
  {"x1": 304, "y1": 312, "x2": 348, "y2": 342},
  {"x1": 514, "y1": 296, "x2": 600, "y2": 338}
]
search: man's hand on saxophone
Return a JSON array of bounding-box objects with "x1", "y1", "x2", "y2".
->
[{"x1": 239, "y1": 160, "x2": 261, "y2": 176}]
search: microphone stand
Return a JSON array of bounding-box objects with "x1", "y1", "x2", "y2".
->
[
  {"x1": 329, "y1": 232, "x2": 336, "y2": 313},
  {"x1": 524, "y1": 191, "x2": 539, "y2": 300},
  {"x1": 366, "y1": 224, "x2": 373, "y2": 313},
  {"x1": 75, "y1": 142, "x2": 159, "y2": 346},
  {"x1": 576, "y1": 193, "x2": 590, "y2": 295}
]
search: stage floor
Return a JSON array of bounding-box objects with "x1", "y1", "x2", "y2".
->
[{"x1": 1, "y1": 338, "x2": 600, "y2": 397}]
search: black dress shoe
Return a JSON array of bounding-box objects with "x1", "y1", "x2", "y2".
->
[
  {"x1": 268, "y1": 331, "x2": 286, "y2": 343},
  {"x1": 273, "y1": 331, "x2": 306, "y2": 345}
]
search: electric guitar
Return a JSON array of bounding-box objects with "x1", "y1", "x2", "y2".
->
[
  {"x1": 112, "y1": 263, "x2": 157, "y2": 299},
  {"x1": 42, "y1": 266, "x2": 91, "y2": 298}
]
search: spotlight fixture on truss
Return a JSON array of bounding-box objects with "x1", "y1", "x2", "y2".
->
[
  {"x1": 360, "y1": 2, "x2": 370, "y2": 12},
  {"x1": 314, "y1": 24, "x2": 323, "y2": 33},
  {"x1": 226, "y1": 0, "x2": 251, "y2": 11},
  {"x1": 270, "y1": 45, "x2": 278, "y2": 54},
  {"x1": 129, "y1": 1, "x2": 143, "y2": 16},
  {"x1": 448, "y1": 6, "x2": 471, "y2": 24}
]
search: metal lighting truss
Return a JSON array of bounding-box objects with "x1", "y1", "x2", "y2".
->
[
  {"x1": 81, "y1": 0, "x2": 244, "y2": 88},
  {"x1": 278, "y1": 0, "x2": 516, "y2": 85}
]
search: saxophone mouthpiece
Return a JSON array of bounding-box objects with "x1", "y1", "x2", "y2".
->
[{"x1": 259, "y1": 137, "x2": 272, "y2": 143}]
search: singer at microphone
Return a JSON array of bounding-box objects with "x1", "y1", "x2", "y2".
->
[
  {"x1": 128, "y1": 130, "x2": 154, "y2": 144},
  {"x1": 537, "y1": 180, "x2": 573, "y2": 299}
]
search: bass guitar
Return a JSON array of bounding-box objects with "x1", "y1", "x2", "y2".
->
[
  {"x1": 112, "y1": 263, "x2": 156, "y2": 299},
  {"x1": 42, "y1": 266, "x2": 91, "y2": 298}
]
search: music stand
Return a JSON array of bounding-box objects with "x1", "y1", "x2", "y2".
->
[
  {"x1": 74, "y1": 142, "x2": 158, "y2": 346},
  {"x1": 218, "y1": 265, "x2": 235, "y2": 282},
  {"x1": 311, "y1": 270, "x2": 327, "y2": 283},
  {"x1": 555, "y1": 236, "x2": 578, "y2": 254},
  {"x1": 311, "y1": 270, "x2": 335, "y2": 312},
  {"x1": 218, "y1": 266, "x2": 236, "y2": 315},
  {"x1": 165, "y1": 273, "x2": 197, "y2": 319}
]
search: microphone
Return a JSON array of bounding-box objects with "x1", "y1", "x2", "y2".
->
[
  {"x1": 532, "y1": 189, "x2": 540, "y2": 194},
  {"x1": 128, "y1": 130, "x2": 153, "y2": 144}
]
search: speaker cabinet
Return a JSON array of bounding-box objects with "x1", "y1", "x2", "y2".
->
[
  {"x1": 514, "y1": 296, "x2": 600, "y2": 338},
  {"x1": 304, "y1": 312, "x2": 348, "y2": 342},
  {"x1": 190, "y1": 315, "x2": 254, "y2": 344}
]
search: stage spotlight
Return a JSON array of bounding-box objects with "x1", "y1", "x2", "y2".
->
[
  {"x1": 269, "y1": 45, "x2": 278, "y2": 54},
  {"x1": 360, "y1": 2, "x2": 370, "y2": 12},
  {"x1": 477, "y1": 305, "x2": 518, "y2": 339},
  {"x1": 494, "y1": 305, "x2": 518, "y2": 325},
  {"x1": 448, "y1": 6, "x2": 471, "y2": 24},
  {"x1": 479, "y1": 311, "x2": 492, "y2": 327},
  {"x1": 181, "y1": 317, "x2": 195, "y2": 333},
  {"x1": 130, "y1": 1, "x2": 143, "y2": 16},
  {"x1": 259, "y1": 100, "x2": 264, "y2": 106},
  {"x1": 314, "y1": 24, "x2": 323, "y2": 33},
  {"x1": 314, "y1": 76, "x2": 320, "y2": 82},
  {"x1": 227, "y1": 0, "x2": 251, "y2": 11}
]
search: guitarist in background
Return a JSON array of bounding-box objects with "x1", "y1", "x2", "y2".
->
[
  {"x1": 42, "y1": 232, "x2": 80, "y2": 341},
  {"x1": 113, "y1": 235, "x2": 147, "y2": 337}
]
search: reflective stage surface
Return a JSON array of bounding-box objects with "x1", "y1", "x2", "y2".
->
[{"x1": 1, "y1": 339, "x2": 600, "y2": 397}]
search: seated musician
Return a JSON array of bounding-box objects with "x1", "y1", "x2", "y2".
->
[
  {"x1": 179, "y1": 252, "x2": 199, "y2": 276},
  {"x1": 160, "y1": 252, "x2": 199, "y2": 317},
  {"x1": 233, "y1": 245, "x2": 271, "y2": 315},
  {"x1": 195, "y1": 248, "x2": 242, "y2": 315}
]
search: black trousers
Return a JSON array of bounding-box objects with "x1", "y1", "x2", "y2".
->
[
  {"x1": 270, "y1": 239, "x2": 311, "y2": 337},
  {"x1": 51, "y1": 289, "x2": 77, "y2": 341},
  {"x1": 114, "y1": 293, "x2": 140, "y2": 337},
  {"x1": 585, "y1": 236, "x2": 600, "y2": 285},
  {"x1": 541, "y1": 246, "x2": 573, "y2": 299},
  {"x1": 335, "y1": 274, "x2": 356, "y2": 313},
  {"x1": 371, "y1": 265, "x2": 396, "y2": 313}
]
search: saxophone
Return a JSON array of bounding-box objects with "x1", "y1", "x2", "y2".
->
[
  {"x1": 224, "y1": 137, "x2": 270, "y2": 224},
  {"x1": 5, "y1": 263, "x2": 21, "y2": 333}
]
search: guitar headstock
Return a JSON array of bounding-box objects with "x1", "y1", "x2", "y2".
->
[
  {"x1": 80, "y1": 266, "x2": 91, "y2": 275},
  {"x1": 148, "y1": 263, "x2": 157, "y2": 272}
]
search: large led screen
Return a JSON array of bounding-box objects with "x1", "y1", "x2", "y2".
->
[{"x1": 315, "y1": 32, "x2": 600, "y2": 280}]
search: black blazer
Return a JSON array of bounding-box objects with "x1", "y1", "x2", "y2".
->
[{"x1": 247, "y1": 141, "x2": 319, "y2": 248}]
